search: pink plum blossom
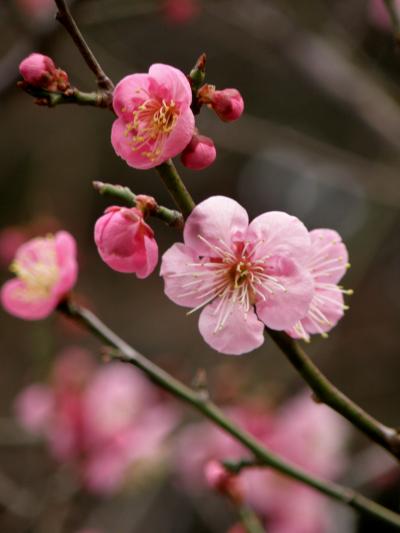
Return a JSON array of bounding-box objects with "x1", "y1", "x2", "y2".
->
[
  {"x1": 15, "y1": 348, "x2": 177, "y2": 494},
  {"x1": 199, "y1": 85, "x2": 244, "y2": 122},
  {"x1": 163, "y1": 0, "x2": 201, "y2": 24},
  {"x1": 94, "y1": 206, "x2": 158, "y2": 277},
  {"x1": 175, "y1": 392, "x2": 348, "y2": 533},
  {"x1": 286, "y1": 229, "x2": 351, "y2": 342},
  {"x1": 181, "y1": 133, "x2": 216, "y2": 170},
  {"x1": 1, "y1": 231, "x2": 78, "y2": 320},
  {"x1": 19, "y1": 53, "x2": 69, "y2": 91},
  {"x1": 368, "y1": 0, "x2": 400, "y2": 30},
  {"x1": 160, "y1": 196, "x2": 314, "y2": 355},
  {"x1": 111, "y1": 64, "x2": 195, "y2": 169}
]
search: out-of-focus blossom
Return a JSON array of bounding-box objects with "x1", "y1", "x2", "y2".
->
[
  {"x1": 161, "y1": 196, "x2": 314, "y2": 355},
  {"x1": 368, "y1": 0, "x2": 400, "y2": 31},
  {"x1": 94, "y1": 206, "x2": 158, "y2": 277},
  {"x1": 111, "y1": 64, "x2": 195, "y2": 169},
  {"x1": 19, "y1": 53, "x2": 69, "y2": 91},
  {"x1": 181, "y1": 133, "x2": 216, "y2": 170},
  {"x1": 175, "y1": 392, "x2": 349, "y2": 533},
  {"x1": 163, "y1": 0, "x2": 201, "y2": 24},
  {"x1": 199, "y1": 85, "x2": 244, "y2": 122},
  {"x1": 1, "y1": 231, "x2": 78, "y2": 320},
  {"x1": 286, "y1": 229, "x2": 351, "y2": 341},
  {"x1": 15, "y1": 348, "x2": 177, "y2": 494},
  {"x1": 15, "y1": 0, "x2": 54, "y2": 21}
]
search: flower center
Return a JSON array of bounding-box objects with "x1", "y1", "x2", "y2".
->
[
  {"x1": 171, "y1": 236, "x2": 288, "y2": 332},
  {"x1": 10, "y1": 236, "x2": 59, "y2": 300},
  {"x1": 125, "y1": 98, "x2": 179, "y2": 161}
]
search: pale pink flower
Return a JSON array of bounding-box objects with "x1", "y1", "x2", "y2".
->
[
  {"x1": 1, "y1": 231, "x2": 78, "y2": 320},
  {"x1": 199, "y1": 85, "x2": 244, "y2": 122},
  {"x1": 286, "y1": 229, "x2": 350, "y2": 341},
  {"x1": 15, "y1": 348, "x2": 177, "y2": 495},
  {"x1": 94, "y1": 206, "x2": 158, "y2": 277},
  {"x1": 181, "y1": 133, "x2": 216, "y2": 170},
  {"x1": 160, "y1": 196, "x2": 314, "y2": 355},
  {"x1": 163, "y1": 0, "x2": 201, "y2": 24},
  {"x1": 19, "y1": 53, "x2": 69, "y2": 91},
  {"x1": 175, "y1": 392, "x2": 348, "y2": 533},
  {"x1": 111, "y1": 64, "x2": 195, "y2": 169}
]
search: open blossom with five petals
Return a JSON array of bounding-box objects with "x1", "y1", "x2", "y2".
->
[
  {"x1": 286, "y1": 229, "x2": 351, "y2": 342},
  {"x1": 1, "y1": 231, "x2": 77, "y2": 320},
  {"x1": 111, "y1": 64, "x2": 195, "y2": 169},
  {"x1": 160, "y1": 196, "x2": 314, "y2": 355}
]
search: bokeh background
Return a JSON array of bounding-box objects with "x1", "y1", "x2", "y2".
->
[{"x1": 1, "y1": 0, "x2": 400, "y2": 531}]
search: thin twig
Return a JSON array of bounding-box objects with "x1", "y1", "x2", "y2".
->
[
  {"x1": 57, "y1": 300, "x2": 400, "y2": 529},
  {"x1": 267, "y1": 329, "x2": 400, "y2": 461},
  {"x1": 155, "y1": 160, "x2": 196, "y2": 219},
  {"x1": 53, "y1": 0, "x2": 114, "y2": 92},
  {"x1": 92, "y1": 181, "x2": 184, "y2": 229}
]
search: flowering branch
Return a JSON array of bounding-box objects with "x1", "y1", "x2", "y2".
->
[
  {"x1": 267, "y1": 329, "x2": 400, "y2": 461},
  {"x1": 18, "y1": 83, "x2": 112, "y2": 108},
  {"x1": 57, "y1": 299, "x2": 400, "y2": 529},
  {"x1": 92, "y1": 181, "x2": 184, "y2": 229},
  {"x1": 155, "y1": 160, "x2": 196, "y2": 219}
]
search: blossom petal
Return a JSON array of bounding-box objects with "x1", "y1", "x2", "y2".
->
[
  {"x1": 112, "y1": 73, "x2": 156, "y2": 120},
  {"x1": 183, "y1": 196, "x2": 249, "y2": 256},
  {"x1": 301, "y1": 289, "x2": 345, "y2": 336},
  {"x1": 198, "y1": 300, "x2": 264, "y2": 355},
  {"x1": 247, "y1": 211, "x2": 310, "y2": 266},
  {"x1": 163, "y1": 107, "x2": 195, "y2": 160},
  {"x1": 149, "y1": 63, "x2": 192, "y2": 106},
  {"x1": 135, "y1": 233, "x2": 159, "y2": 279},
  {"x1": 309, "y1": 229, "x2": 349, "y2": 284},
  {"x1": 1, "y1": 278, "x2": 57, "y2": 320},
  {"x1": 55, "y1": 231, "x2": 78, "y2": 295},
  {"x1": 160, "y1": 243, "x2": 206, "y2": 308},
  {"x1": 256, "y1": 260, "x2": 314, "y2": 330},
  {"x1": 111, "y1": 118, "x2": 158, "y2": 170}
]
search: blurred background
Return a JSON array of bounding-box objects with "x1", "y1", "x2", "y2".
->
[{"x1": 1, "y1": 0, "x2": 400, "y2": 531}]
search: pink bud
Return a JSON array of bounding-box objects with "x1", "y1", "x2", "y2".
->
[
  {"x1": 19, "y1": 53, "x2": 69, "y2": 91},
  {"x1": 210, "y1": 88, "x2": 244, "y2": 122},
  {"x1": 204, "y1": 460, "x2": 242, "y2": 502},
  {"x1": 94, "y1": 206, "x2": 158, "y2": 278},
  {"x1": 181, "y1": 134, "x2": 216, "y2": 170}
]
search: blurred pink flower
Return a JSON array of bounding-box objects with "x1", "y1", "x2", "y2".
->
[
  {"x1": 15, "y1": 348, "x2": 177, "y2": 494},
  {"x1": 15, "y1": 0, "x2": 54, "y2": 20},
  {"x1": 368, "y1": 0, "x2": 400, "y2": 30},
  {"x1": 1, "y1": 231, "x2": 78, "y2": 320},
  {"x1": 163, "y1": 0, "x2": 201, "y2": 24},
  {"x1": 19, "y1": 53, "x2": 69, "y2": 91},
  {"x1": 111, "y1": 64, "x2": 195, "y2": 169},
  {"x1": 94, "y1": 206, "x2": 158, "y2": 277},
  {"x1": 199, "y1": 86, "x2": 244, "y2": 122},
  {"x1": 160, "y1": 196, "x2": 314, "y2": 355},
  {"x1": 181, "y1": 133, "x2": 216, "y2": 170},
  {"x1": 175, "y1": 392, "x2": 348, "y2": 533},
  {"x1": 286, "y1": 229, "x2": 350, "y2": 341}
]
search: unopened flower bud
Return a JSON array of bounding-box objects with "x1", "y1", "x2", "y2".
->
[
  {"x1": 19, "y1": 53, "x2": 69, "y2": 91},
  {"x1": 204, "y1": 460, "x2": 242, "y2": 502},
  {"x1": 94, "y1": 206, "x2": 158, "y2": 278},
  {"x1": 181, "y1": 134, "x2": 216, "y2": 170},
  {"x1": 199, "y1": 85, "x2": 244, "y2": 122}
]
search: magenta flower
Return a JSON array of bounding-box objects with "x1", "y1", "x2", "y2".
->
[
  {"x1": 199, "y1": 85, "x2": 244, "y2": 122},
  {"x1": 111, "y1": 64, "x2": 195, "y2": 169},
  {"x1": 1, "y1": 231, "x2": 78, "y2": 320},
  {"x1": 286, "y1": 229, "x2": 350, "y2": 341},
  {"x1": 181, "y1": 133, "x2": 216, "y2": 170},
  {"x1": 94, "y1": 206, "x2": 158, "y2": 277},
  {"x1": 160, "y1": 196, "x2": 314, "y2": 355}
]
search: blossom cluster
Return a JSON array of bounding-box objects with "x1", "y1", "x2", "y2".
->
[
  {"x1": 160, "y1": 196, "x2": 350, "y2": 355},
  {"x1": 175, "y1": 391, "x2": 349, "y2": 533},
  {"x1": 15, "y1": 347, "x2": 177, "y2": 494}
]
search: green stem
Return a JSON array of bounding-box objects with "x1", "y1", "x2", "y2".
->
[
  {"x1": 57, "y1": 300, "x2": 400, "y2": 529},
  {"x1": 92, "y1": 181, "x2": 184, "y2": 229},
  {"x1": 238, "y1": 504, "x2": 265, "y2": 533},
  {"x1": 21, "y1": 85, "x2": 112, "y2": 109},
  {"x1": 156, "y1": 160, "x2": 196, "y2": 218},
  {"x1": 267, "y1": 329, "x2": 400, "y2": 461}
]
